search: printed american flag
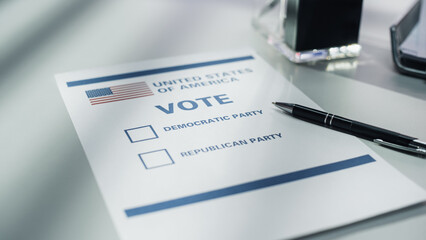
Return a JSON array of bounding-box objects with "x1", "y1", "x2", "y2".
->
[{"x1": 85, "y1": 81, "x2": 153, "y2": 105}]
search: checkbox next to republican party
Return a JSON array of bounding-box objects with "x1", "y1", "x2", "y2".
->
[
  {"x1": 125, "y1": 125, "x2": 158, "y2": 143},
  {"x1": 139, "y1": 149, "x2": 174, "y2": 169}
]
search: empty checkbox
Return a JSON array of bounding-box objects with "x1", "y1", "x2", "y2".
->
[
  {"x1": 125, "y1": 125, "x2": 158, "y2": 143},
  {"x1": 139, "y1": 149, "x2": 174, "y2": 169}
]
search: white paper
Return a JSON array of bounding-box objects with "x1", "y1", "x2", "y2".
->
[{"x1": 56, "y1": 50, "x2": 426, "y2": 240}]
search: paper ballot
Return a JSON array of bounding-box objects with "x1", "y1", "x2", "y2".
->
[{"x1": 56, "y1": 50, "x2": 426, "y2": 239}]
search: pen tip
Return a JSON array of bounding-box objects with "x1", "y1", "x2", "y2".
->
[{"x1": 272, "y1": 102, "x2": 276, "y2": 105}]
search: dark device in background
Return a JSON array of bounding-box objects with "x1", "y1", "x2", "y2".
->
[
  {"x1": 284, "y1": 0, "x2": 363, "y2": 51},
  {"x1": 390, "y1": 0, "x2": 426, "y2": 79}
]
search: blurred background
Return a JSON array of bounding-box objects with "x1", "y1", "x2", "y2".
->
[{"x1": 0, "y1": 0, "x2": 425, "y2": 240}]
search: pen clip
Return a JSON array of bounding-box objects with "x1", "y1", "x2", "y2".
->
[{"x1": 374, "y1": 139, "x2": 426, "y2": 155}]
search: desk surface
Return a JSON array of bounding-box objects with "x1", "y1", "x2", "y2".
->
[{"x1": 1, "y1": 1, "x2": 425, "y2": 239}]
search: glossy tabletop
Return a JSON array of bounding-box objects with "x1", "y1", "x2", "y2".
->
[{"x1": 0, "y1": 0, "x2": 425, "y2": 239}]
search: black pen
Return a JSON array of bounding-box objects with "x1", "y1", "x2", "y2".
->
[{"x1": 272, "y1": 102, "x2": 426, "y2": 155}]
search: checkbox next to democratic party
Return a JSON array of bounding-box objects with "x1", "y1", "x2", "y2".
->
[
  {"x1": 139, "y1": 149, "x2": 174, "y2": 169},
  {"x1": 125, "y1": 125, "x2": 158, "y2": 143}
]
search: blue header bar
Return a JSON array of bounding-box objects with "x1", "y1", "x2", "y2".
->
[
  {"x1": 125, "y1": 154, "x2": 375, "y2": 217},
  {"x1": 66, "y1": 55, "x2": 255, "y2": 87}
]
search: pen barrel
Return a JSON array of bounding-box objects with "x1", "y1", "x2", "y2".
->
[
  {"x1": 292, "y1": 105, "x2": 416, "y2": 146},
  {"x1": 347, "y1": 121, "x2": 415, "y2": 145},
  {"x1": 331, "y1": 116, "x2": 415, "y2": 146},
  {"x1": 292, "y1": 104, "x2": 330, "y2": 124}
]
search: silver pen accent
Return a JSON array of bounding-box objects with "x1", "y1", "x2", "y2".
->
[
  {"x1": 272, "y1": 102, "x2": 293, "y2": 114},
  {"x1": 374, "y1": 139, "x2": 426, "y2": 155}
]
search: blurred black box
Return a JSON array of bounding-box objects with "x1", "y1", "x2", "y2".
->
[{"x1": 284, "y1": 0, "x2": 363, "y2": 51}]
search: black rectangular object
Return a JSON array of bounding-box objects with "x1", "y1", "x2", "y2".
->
[{"x1": 284, "y1": 0, "x2": 363, "y2": 51}]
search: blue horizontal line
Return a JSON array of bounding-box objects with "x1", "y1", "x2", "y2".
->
[
  {"x1": 66, "y1": 55, "x2": 255, "y2": 87},
  {"x1": 125, "y1": 154, "x2": 375, "y2": 217}
]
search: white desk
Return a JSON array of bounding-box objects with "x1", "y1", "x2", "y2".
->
[{"x1": 0, "y1": 1, "x2": 425, "y2": 239}]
